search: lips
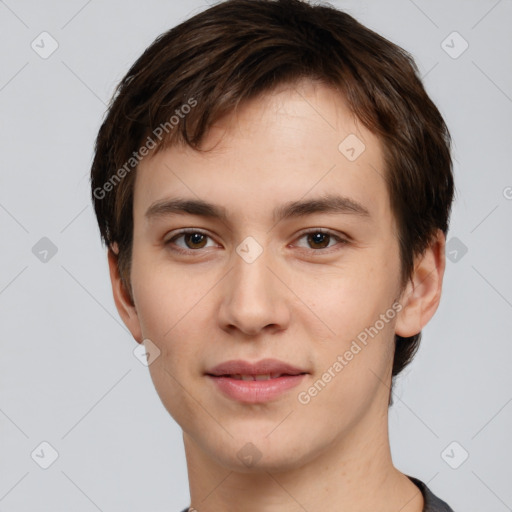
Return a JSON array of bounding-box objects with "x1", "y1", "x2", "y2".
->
[
  {"x1": 206, "y1": 358, "x2": 307, "y2": 378},
  {"x1": 228, "y1": 373, "x2": 285, "y2": 380},
  {"x1": 206, "y1": 358, "x2": 308, "y2": 403}
]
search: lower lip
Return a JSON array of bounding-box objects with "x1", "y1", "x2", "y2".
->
[{"x1": 207, "y1": 374, "x2": 306, "y2": 403}]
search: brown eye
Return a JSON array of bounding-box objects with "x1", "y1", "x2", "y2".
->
[
  {"x1": 165, "y1": 230, "x2": 215, "y2": 253},
  {"x1": 183, "y1": 232, "x2": 208, "y2": 249},
  {"x1": 294, "y1": 229, "x2": 348, "y2": 252},
  {"x1": 306, "y1": 232, "x2": 331, "y2": 249}
]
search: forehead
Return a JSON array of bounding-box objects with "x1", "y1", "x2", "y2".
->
[{"x1": 134, "y1": 80, "x2": 391, "y2": 227}]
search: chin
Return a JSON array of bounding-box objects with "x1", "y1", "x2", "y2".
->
[
  {"x1": 218, "y1": 446, "x2": 313, "y2": 474},
  {"x1": 205, "y1": 428, "x2": 319, "y2": 474}
]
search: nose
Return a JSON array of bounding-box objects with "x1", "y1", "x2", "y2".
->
[{"x1": 217, "y1": 243, "x2": 291, "y2": 337}]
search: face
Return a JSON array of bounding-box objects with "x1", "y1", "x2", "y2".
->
[{"x1": 113, "y1": 80, "x2": 423, "y2": 472}]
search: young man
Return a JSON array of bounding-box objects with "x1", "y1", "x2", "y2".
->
[{"x1": 90, "y1": 1, "x2": 455, "y2": 510}]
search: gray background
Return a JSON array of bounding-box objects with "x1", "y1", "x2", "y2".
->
[{"x1": 1, "y1": 0, "x2": 511, "y2": 510}]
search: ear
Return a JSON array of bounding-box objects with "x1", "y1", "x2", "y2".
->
[
  {"x1": 395, "y1": 229, "x2": 446, "y2": 337},
  {"x1": 107, "y1": 244, "x2": 143, "y2": 344}
]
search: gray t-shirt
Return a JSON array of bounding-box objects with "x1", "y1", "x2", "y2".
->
[
  {"x1": 407, "y1": 476, "x2": 455, "y2": 511},
  {"x1": 179, "y1": 475, "x2": 455, "y2": 511}
]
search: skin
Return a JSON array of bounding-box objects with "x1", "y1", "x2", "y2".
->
[{"x1": 108, "y1": 79, "x2": 446, "y2": 512}]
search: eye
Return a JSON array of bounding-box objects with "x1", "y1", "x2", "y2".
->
[
  {"x1": 165, "y1": 230, "x2": 217, "y2": 253},
  {"x1": 294, "y1": 229, "x2": 348, "y2": 251},
  {"x1": 164, "y1": 228, "x2": 348, "y2": 255}
]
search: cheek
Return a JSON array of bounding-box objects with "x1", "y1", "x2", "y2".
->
[
  {"x1": 130, "y1": 257, "x2": 211, "y2": 424},
  {"x1": 291, "y1": 249, "x2": 399, "y2": 395},
  {"x1": 297, "y1": 312, "x2": 397, "y2": 432},
  {"x1": 131, "y1": 245, "x2": 211, "y2": 339},
  {"x1": 294, "y1": 255, "x2": 398, "y2": 340}
]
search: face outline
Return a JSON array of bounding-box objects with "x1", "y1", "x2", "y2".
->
[{"x1": 108, "y1": 79, "x2": 445, "y2": 476}]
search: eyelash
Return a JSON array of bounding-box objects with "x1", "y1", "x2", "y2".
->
[{"x1": 164, "y1": 229, "x2": 348, "y2": 255}]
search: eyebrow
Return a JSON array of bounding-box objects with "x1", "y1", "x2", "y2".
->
[{"x1": 145, "y1": 194, "x2": 371, "y2": 224}]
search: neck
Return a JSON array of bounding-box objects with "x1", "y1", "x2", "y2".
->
[{"x1": 183, "y1": 400, "x2": 423, "y2": 512}]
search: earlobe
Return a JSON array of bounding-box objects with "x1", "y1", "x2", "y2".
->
[
  {"x1": 107, "y1": 244, "x2": 143, "y2": 343},
  {"x1": 395, "y1": 230, "x2": 446, "y2": 338}
]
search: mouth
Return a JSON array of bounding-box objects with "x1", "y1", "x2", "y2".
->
[
  {"x1": 206, "y1": 358, "x2": 307, "y2": 377},
  {"x1": 218, "y1": 373, "x2": 303, "y2": 380},
  {"x1": 206, "y1": 359, "x2": 308, "y2": 403}
]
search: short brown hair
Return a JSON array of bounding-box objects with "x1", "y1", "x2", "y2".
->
[{"x1": 90, "y1": 0, "x2": 454, "y2": 391}]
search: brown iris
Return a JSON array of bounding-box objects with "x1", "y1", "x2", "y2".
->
[
  {"x1": 307, "y1": 232, "x2": 331, "y2": 249},
  {"x1": 184, "y1": 232, "x2": 208, "y2": 249}
]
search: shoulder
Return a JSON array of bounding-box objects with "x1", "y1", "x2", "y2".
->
[{"x1": 408, "y1": 476, "x2": 456, "y2": 512}]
